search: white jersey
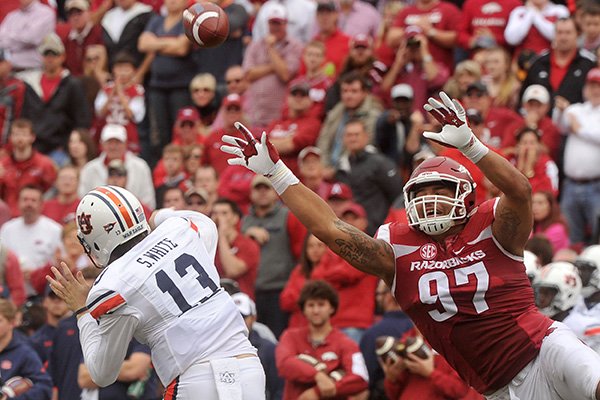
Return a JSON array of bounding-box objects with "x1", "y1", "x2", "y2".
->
[
  {"x1": 80, "y1": 210, "x2": 256, "y2": 386},
  {"x1": 563, "y1": 298, "x2": 600, "y2": 354}
]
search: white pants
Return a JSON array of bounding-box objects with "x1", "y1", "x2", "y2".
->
[
  {"x1": 486, "y1": 322, "x2": 600, "y2": 400},
  {"x1": 163, "y1": 356, "x2": 266, "y2": 400}
]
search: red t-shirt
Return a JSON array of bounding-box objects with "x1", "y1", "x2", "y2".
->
[
  {"x1": 393, "y1": 2, "x2": 462, "y2": 70},
  {"x1": 216, "y1": 165, "x2": 255, "y2": 214},
  {"x1": 202, "y1": 127, "x2": 250, "y2": 176},
  {"x1": 376, "y1": 198, "x2": 554, "y2": 393},
  {"x1": 457, "y1": 0, "x2": 521, "y2": 50},
  {"x1": 501, "y1": 117, "x2": 561, "y2": 162},
  {"x1": 484, "y1": 106, "x2": 523, "y2": 149},
  {"x1": 40, "y1": 74, "x2": 61, "y2": 103},
  {"x1": 42, "y1": 198, "x2": 80, "y2": 224},
  {"x1": 215, "y1": 233, "x2": 260, "y2": 299},
  {"x1": 312, "y1": 29, "x2": 350, "y2": 77}
]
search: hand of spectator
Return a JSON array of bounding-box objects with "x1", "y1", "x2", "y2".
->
[
  {"x1": 524, "y1": 109, "x2": 541, "y2": 128},
  {"x1": 265, "y1": 34, "x2": 277, "y2": 47},
  {"x1": 404, "y1": 352, "x2": 434, "y2": 378},
  {"x1": 387, "y1": 109, "x2": 401, "y2": 124},
  {"x1": 298, "y1": 388, "x2": 320, "y2": 400},
  {"x1": 46, "y1": 261, "x2": 91, "y2": 312},
  {"x1": 381, "y1": 356, "x2": 405, "y2": 383},
  {"x1": 566, "y1": 112, "x2": 581, "y2": 134},
  {"x1": 554, "y1": 96, "x2": 570, "y2": 112},
  {"x1": 414, "y1": 16, "x2": 433, "y2": 36},
  {"x1": 410, "y1": 110, "x2": 425, "y2": 127},
  {"x1": 393, "y1": 42, "x2": 408, "y2": 68},
  {"x1": 245, "y1": 227, "x2": 270, "y2": 245},
  {"x1": 315, "y1": 371, "x2": 337, "y2": 398}
]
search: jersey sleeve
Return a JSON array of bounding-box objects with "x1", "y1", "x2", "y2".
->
[{"x1": 87, "y1": 289, "x2": 127, "y2": 320}]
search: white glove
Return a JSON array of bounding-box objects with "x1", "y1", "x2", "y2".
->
[
  {"x1": 220, "y1": 122, "x2": 299, "y2": 194},
  {"x1": 423, "y1": 92, "x2": 489, "y2": 163}
]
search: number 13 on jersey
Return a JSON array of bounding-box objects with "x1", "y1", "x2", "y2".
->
[{"x1": 418, "y1": 261, "x2": 490, "y2": 322}]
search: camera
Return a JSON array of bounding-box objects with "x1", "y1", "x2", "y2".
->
[{"x1": 407, "y1": 37, "x2": 421, "y2": 47}]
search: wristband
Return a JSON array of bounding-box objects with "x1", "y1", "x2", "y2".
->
[
  {"x1": 74, "y1": 306, "x2": 89, "y2": 317},
  {"x1": 459, "y1": 135, "x2": 489, "y2": 164},
  {"x1": 267, "y1": 160, "x2": 300, "y2": 195}
]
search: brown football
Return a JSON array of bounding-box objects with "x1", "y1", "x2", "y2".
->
[
  {"x1": 182, "y1": 2, "x2": 229, "y2": 48},
  {"x1": 375, "y1": 336, "x2": 402, "y2": 363},
  {"x1": 397, "y1": 335, "x2": 431, "y2": 360},
  {"x1": 2, "y1": 376, "x2": 33, "y2": 398}
]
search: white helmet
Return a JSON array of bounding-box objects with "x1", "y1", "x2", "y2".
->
[
  {"x1": 523, "y1": 250, "x2": 541, "y2": 282},
  {"x1": 534, "y1": 262, "x2": 582, "y2": 317},
  {"x1": 76, "y1": 186, "x2": 149, "y2": 267},
  {"x1": 575, "y1": 245, "x2": 600, "y2": 298}
]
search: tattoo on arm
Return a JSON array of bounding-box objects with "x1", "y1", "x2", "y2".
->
[
  {"x1": 332, "y1": 220, "x2": 394, "y2": 279},
  {"x1": 496, "y1": 206, "x2": 522, "y2": 241}
]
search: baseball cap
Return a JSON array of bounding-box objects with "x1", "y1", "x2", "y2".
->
[
  {"x1": 100, "y1": 124, "x2": 127, "y2": 143},
  {"x1": 177, "y1": 107, "x2": 200, "y2": 123},
  {"x1": 65, "y1": 0, "x2": 89, "y2": 11},
  {"x1": 298, "y1": 146, "x2": 321, "y2": 164},
  {"x1": 185, "y1": 187, "x2": 208, "y2": 203},
  {"x1": 107, "y1": 159, "x2": 127, "y2": 176},
  {"x1": 316, "y1": 0, "x2": 338, "y2": 12},
  {"x1": 587, "y1": 68, "x2": 600, "y2": 84},
  {"x1": 351, "y1": 34, "x2": 372, "y2": 49},
  {"x1": 326, "y1": 182, "x2": 353, "y2": 201},
  {"x1": 340, "y1": 202, "x2": 367, "y2": 219},
  {"x1": 466, "y1": 81, "x2": 488, "y2": 96},
  {"x1": 267, "y1": 3, "x2": 287, "y2": 21},
  {"x1": 290, "y1": 80, "x2": 311, "y2": 95},
  {"x1": 522, "y1": 85, "x2": 550, "y2": 104},
  {"x1": 39, "y1": 33, "x2": 65, "y2": 55},
  {"x1": 231, "y1": 292, "x2": 256, "y2": 317},
  {"x1": 251, "y1": 175, "x2": 272, "y2": 189},
  {"x1": 391, "y1": 83, "x2": 414, "y2": 100},
  {"x1": 222, "y1": 93, "x2": 242, "y2": 108}
]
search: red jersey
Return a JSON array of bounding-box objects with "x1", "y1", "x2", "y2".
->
[
  {"x1": 42, "y1": 198, "x2": 80, "y2": 224},
  {"x1": 484, "y1": 107, "x2": 523, "y2": 149},
  {"x1": 375, "y1": 198, "x2": 553, "y2": 393},
  {"x1": 215, "y1": 233, "x2": 260, "y2": 299},
  {"x1": 393, "y1": 2, "x2": 462, "y2": 70},
  {"x1": 202, "y1": 127, "x2": 246, "y2": 175},
  {"x1": 457, "y1": 0, "x2": 521, "y2": 50},
  {"x1": 266, "y1": 116, "x2": 321, "y2": 176}
]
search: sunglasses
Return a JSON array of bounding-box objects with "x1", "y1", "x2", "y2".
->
[
  {"x1": 42, "y1": 50, "x2": 61, "y2": 57},
  {"x1": 226, "y1": 78, "x2": 242, "y2": 85}
]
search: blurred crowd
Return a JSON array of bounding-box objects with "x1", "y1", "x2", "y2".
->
[{"x1": 0, "y1": 0, "x2": 600, "y2": 398}]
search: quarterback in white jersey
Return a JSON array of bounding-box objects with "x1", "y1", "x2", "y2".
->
[{"x1": 47, "y1": 186, "x2": 265, "y2": 400}]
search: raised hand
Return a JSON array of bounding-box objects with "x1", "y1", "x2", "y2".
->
[{"x1": 423, "y1": 92, "x2": 489, "y2": 163}]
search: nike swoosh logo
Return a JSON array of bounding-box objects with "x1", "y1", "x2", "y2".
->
[{"x1": 453, "y1": 246, "x2": 465, "y2": 255}]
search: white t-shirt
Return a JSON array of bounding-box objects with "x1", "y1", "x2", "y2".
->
[{"x1": 78, "y1": 210, "x2": 256, "y2": 386}]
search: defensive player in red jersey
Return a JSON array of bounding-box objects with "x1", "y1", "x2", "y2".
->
[{"x1": 221, "y1": 92, "x2": 600, "y2": 400}]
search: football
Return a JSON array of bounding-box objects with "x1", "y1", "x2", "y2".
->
[
  {"x1": 375, "y1": 336, "x2": 403, "y2": 363},
  {"x1": 183, "y1": 2, "x2": 229, "y2": 48},
  {"x1": 1, "y1": 376, "x2": 33, "y2": 398},
  {"x1": 397, "y1": 335, "x2": 432, "y2": 360}
]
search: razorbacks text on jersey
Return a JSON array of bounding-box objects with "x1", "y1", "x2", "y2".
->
[
  {"x1": 376, "y1": 198, "x2": 554, "y2": 393},
  {"x1": 85, "y1": 212, "x2": 256, "y2": 385}
]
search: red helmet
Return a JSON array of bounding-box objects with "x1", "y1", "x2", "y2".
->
[{"x1": 403, "y1": 157, "x2": 476, "y2": 235}]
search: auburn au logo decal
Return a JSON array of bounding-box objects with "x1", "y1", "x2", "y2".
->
[{"x1": 78, "y1": 212, "x2": 93, "y2": 234}]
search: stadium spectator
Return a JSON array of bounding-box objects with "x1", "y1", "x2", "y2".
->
[
  {"x1": 523, "y1": 17, "x2": 595, "y2": 110},
  {"x1": 297, "y1": 147, "x2": 332, "y2": 200},
  {"x1": 139, "y1": 0, "x2": 194, "y2": 162},
  {"x1": 104, "y1": 159, "x2": 153, "y2": 217},
  {"x1": 557, "y1": 68, "x2": 600, "y2": 245},
  {"x1": 532, "y1": 190, "x2": 570, "y2": 253},
  {"x1": 193, "y1": 165, "x2": 219, "y2": 215},
  {"x1": 78, "y1": 124, "x2": 155, "y2": 208},
  {"x1": 275, "y1": 280, "x2": 369, "y2": 400},
  {"x1": 252, "y1": 0, "x2": 316, "y2": 44},
  {"x1": 0, "y1": 48, "x2": 26, "y2": 146},
  {"x1": 502, "y1": 84, "x2": 561, "y2": 162},
  {"x1": 375, "y1": 84, "x2": 427, "y2": 169},
  {"x1": 325, "y1": 182, "x2": 354, "y2": 218},
  {"x1": 153, "y1": 144, "x2": 186, "y2": 190},
  {"x1": 312, "y1": 1, "x2": 351, "y2": 77},
  {"x1": 266, "y1": 81, "x2": 321, "y2": 176},
  {"x1": 0, "y1": 0, "x2": 55, "y2": 72},
  {"x1": 318, "y1": 72, "x2": 382, "y2": 169},
  {"x1": 192, "y1": 0, "x2": 249, "y2": 85},
  {"x1": 212, "y1": 65, "x2": 249, "y2": 131},
  {"x1": 184, "y1": 187, "x2": 209, "y2": 215},
  {"x1": 21, "y1": 33, "x2": 91, "y2": 161},
  {"x1": 47, "y1": 312, "x2": 82, "y2": 399},
  {"x1": 94, "y1": 51, "x2": 145, "y2": 154},
  {"x1": 0, "y1": 118, "x2": 57, "y2": 216},
  {"x1": 359, "y1": 280, "x2": 413, "y2": 396},
  {"x1": 59, "y1": 0, "x2": 104, "y2": 77},
  {"x1": 212, "y1": 198, "x2": 259, "y2": 299},
  {"x1": 579, "y1": 5, "x2": 600, "y2": 53},
  {"x1": 481, "y1": 46, "x2": 521, "y2": 109},
  {"x1": 526, "y1": 234, "x2": 555, "y2": 266},
  {"x1": 29, "y1": 286, "x2": 70, "y2": 364},
  {"x1": 182, "y1": 143, "x2": 202, "y2": 180},
  {"x1": 243, "y1": 3, "x2": 303, "y2": 129},
  {"x1": 0, "y1": 244, "x2": 25, "y2": 308},
  {"x1": 42, "y1": 165, "x2": 80, "y2": 224},
  {"x1": 389, "y1": 0, "x2": 462, "y2": 70},
  {"x1": 0, "y1": 299, "x2": 52, "y2": 399},
  {"x1": 171, "y1": 106, "x2": 206, "y2": 146},
  {"x1": 101, "y1": 0, "x2": 152, "y2": 74},
  {"x1": 159, "y1": 186, "x2": 186, "y2": 210},
  {"x1": 337, "y1": 0, "x2": 381, "y2": 38},
  {"x1": 335, "y1": 119, "x2": 403, "y2": 235},
  {"x1": 280, "y1": 234, "x2": 327, "y2": 329},
  {"x1": 66, "y1": 128, "x2": 97, "y2": 171},
  {"x1": 79, "y1": 44, "x2": 110, "y2": 117},
  {"x1": 292, "y1": 42, "x2": 334, "y2": 120},
  {"x1": 241, "y1": 175, "x2": 306, "y2": 337},
  {"x1": 0, "y1": 185, "x2": 61, "y2": 294},
  {"x1": 457, "y1": 0, "x2": 520, "y2": 52},
  {"x1": 442, "y1": 60, "x2": 482, "y2": 100},
  {"x1": 504, "y1": 0, "x2": 569, "y2": 55}
]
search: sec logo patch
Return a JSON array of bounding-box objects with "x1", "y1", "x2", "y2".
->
[{"x1": 420, "y1": 244, "x2": 437, "y2": 260}]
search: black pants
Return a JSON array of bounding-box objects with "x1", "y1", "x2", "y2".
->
[{"x1": 255, "y1": 288, "x2": 289, "y2": 339}]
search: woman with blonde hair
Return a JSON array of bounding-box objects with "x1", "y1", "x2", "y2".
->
[
  {"x1": 481, "y1": 46, "x2": 521, "y2": 109},
  {"x1": 442, "y1": 60, "x2": 482, "y2": 99}
]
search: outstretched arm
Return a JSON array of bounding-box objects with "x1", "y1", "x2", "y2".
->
[
  {"x1": 220, "y1": 124, "x2": 396, "y2": 286},
  {"x1": 423, "y1": 93, "x2": 532, "y2": 255}
]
